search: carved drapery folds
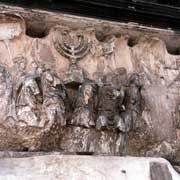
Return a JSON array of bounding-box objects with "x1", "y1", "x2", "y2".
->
[
  {"x1": 0, "y1": 66, "x2": 13, "y2": 119},
  {"x1": 70, "y1": 81, "x2": 96, "y2": 128},
  {"x1": 14, "y1": 61, "x2": 67, "y2": 129},
  {"x1": 0, "y1": 17, "x2": 143, "y2": 156},
  {"x1": 0, "y1": 55, "x2": 141, "y2": 155},
  {"x1": 0, "y1": 13, "x2": 179, "y2": 171}
]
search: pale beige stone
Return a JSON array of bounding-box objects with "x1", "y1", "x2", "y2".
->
[
  {"x1": 0, "y1": 6, "x2": 178, "y2": 165},
  {"x1": 0, "y1": 155, "x2": 179, "y2": 180}
]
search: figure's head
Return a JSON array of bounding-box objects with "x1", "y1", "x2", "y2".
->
[
  {"x1": 25, "y1": 78, "x2": 40, "y2": 95},
  {"x1": 0, "y1": 66, "x2": 6, "y2": 83},
  {"x1": 43, "y1": 70, "x2": 54, "y2": 83},
  {"x1": 129, "y1": 73, "x2": 141, "y2": 87},
  {"x1": 30, "y1": 61, "x2": 45, "y2": 75},
  {"x1": 13, "y1": 57, "x2": 27, "y2": 71},
  {"x1": 0, "y1": 66, "x2": 7, "y2": 96},
  {"x1": 31, "y1": 61, "x2": 38, "y2": 70},
  {"x1": 80, "y1": 82, "x2": 95, "y2": 104}
]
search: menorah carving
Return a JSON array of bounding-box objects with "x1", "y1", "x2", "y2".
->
[
  {"x1": 54, "y1": 30, "x2": 91, "y2": 65},
  {"x1": 54, "y1": 29, "x2": 91, "y2": 83}
]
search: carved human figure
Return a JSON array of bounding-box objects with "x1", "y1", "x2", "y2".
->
[
  {"x1": 97, "y1": 85, "x2": 126, "y2": 156},
  {"x1": 42, "y1": 69, "x2": 66, "y2": 127},
  {"x1": 102, "y1": 36, "x2": 116, "y2": 56},
  {"x1": 114, "y1": 73, "x2": 141, "y2": 156},
  {"x1": 0, "y1": 66, "x2": 13, "y2": 119},
  {"x1": 176, "y1": 104, "x2": 180, "y2": 129},
  {"x1": 96, "y1": 85, "x2": 124, "y2": 130},
  {"x1": 115, "y1": 73, "x2": 141, "y2": 132},
  {"x1": 29, "y1": 61, "x2": 45, "y2": 76},
  {"x1": 124, "y1": 73, "x2": 141, "y2": 129},
  {"x1": 12, "y1": 57, "x2": 27, "y2": 89},
  {"x1": 70, "y1": 81, "x2": 96, "y2": 128},
  {"x1": 16, "y1": 75, "x2": 42, "y2": 127},
  {"x1": 114, "y1": 113, "x2": 128, "y2": 156}
]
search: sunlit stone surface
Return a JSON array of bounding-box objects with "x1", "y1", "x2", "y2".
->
[
  {"x1": 0, "y1": 4, "x2": 179, "y2": 177},
  {"x1": 0, "y1": 155, "x2": 179, "y2": 180},
  {"x1": 0, "y1": 13, "x2": 24, "y2": 40}
]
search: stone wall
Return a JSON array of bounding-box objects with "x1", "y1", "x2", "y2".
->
[{"x1": 0, "y1": 10, "x2": 178, "y2": 170}]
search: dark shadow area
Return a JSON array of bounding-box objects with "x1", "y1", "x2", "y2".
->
[
  {"x1": 127, "y1": 37, "x2": 138, "y2": 47},
  {"x1": 150, "y1": 162, "x2": 173, "y2": 180},
  {"x1": 76, "y1": 152, "x2": 94, "y2": 155},
  {"x1": 166, "y1": 46, "x2": 180, "y2": 55},
  {"x1": 2, "y1": 0, "x2": 180, "y2": 31},
  {"x1": 26, "y1": 26, "x2": 48, "y2": 38}
]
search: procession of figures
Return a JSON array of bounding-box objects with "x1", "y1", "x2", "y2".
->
[{"x1": 0, "y1": 55, "x2": 141, "y2": 155}]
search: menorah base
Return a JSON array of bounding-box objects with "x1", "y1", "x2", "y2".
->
[{"x1": 64, "y1": 64, "x2": 85, "y2": 84}]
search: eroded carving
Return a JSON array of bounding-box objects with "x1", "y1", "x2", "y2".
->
[
  {"x1": 0, "y1": 66, "x2": 13, "y2": 120},
  {"x1": 16, "y1": 75, "x2": 42, "y2": 127},
  {"x1": 64, "y1": 64, "x2": 85, "y2": 83},
  {"x1": 125, "y1": 73, "x2": 142, "y2": 129},
  {"x1": 0, "y1": 13, "x2": 179, "y2": 168},
  {"x1": 42, "y1": 69, "x2": 67, "y2": 127},
  {"x1": 0, "y1": 53, "x2": 142, "y2": 156},
  {"x1": 0, "y1": 52, "x2": 142, "y2": 156},
  {"x1": 12, "y1": 56, "x2": 27, "y2": 92},
  {"x1": 54, "y1": 29, "x2": 90, "y2": 83},
  {"x1": 70, "y1": 81, "x2": 96, "y2": 128},
  {"x1": 54, "y1": 30, "x2": 91, "y2": 63},
  {"x1": 96, "y1": 85, "x2": 120, "y2": 129},
  {"x1": 102, "y1": 36, "x2": 116, "y2": 56}
]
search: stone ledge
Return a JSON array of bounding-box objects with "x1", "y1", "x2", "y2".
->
[{"x1": 0, "y1": 154, "x2": 179, "y2": 180}]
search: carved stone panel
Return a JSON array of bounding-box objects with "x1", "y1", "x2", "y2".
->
[{"x1": 0, "y1": 13, "x2": 178, "y2": 165}]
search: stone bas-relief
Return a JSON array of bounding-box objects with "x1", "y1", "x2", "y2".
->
[
  {"x1": 53, "y1": 27, "x2": 91, "y2": 83},
  {"x1": 0, "y1": 54, "x2": 141, "y2": 155},
  {"x1": 0, "y1": 13, "x2": 179, "y2": 170}
]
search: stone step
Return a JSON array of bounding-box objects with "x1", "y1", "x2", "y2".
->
[{"x1": 0, "y1": 154, "x2": 179, "y2": 180}]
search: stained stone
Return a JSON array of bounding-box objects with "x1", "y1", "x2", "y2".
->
[
  {"x1": 0, "y1": 155, "x2": 179, "y2": 180},
  {"x1": 0, "y1": 14, "x2": 25, "y2": 40},
  {"x1": 150, "y1": 162, "x2": 173, "y2": 180},
  {"x1": 60, "y1": 127, "x2": 119, "y2": 155},
  {"x1": 0, "y1": 7, "x2": 178, "y2": 173}
]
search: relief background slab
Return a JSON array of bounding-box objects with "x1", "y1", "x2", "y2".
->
[{"x1": 0, "y1": 10, "x2": 179, "y2": 167}]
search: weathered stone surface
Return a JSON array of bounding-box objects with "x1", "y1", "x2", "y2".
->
[
  {"x1": 150, "y1": 162, "x2": 173, "y2": 180},
  {"x1": 0, "y1": 9, "x2": 178, "y2": 166},
  {"x1": 174, "y1": 166, "x2": 180, "y2": 174},
  {"x1": 0, "y1": 155, "x2": 179, "y2": 180},
  {"x1": 0, "y1": 13, "x2": 142, "y2": 155},
  {"x1": 0, "y1": 13, "x2": 25, "y2": 40}
]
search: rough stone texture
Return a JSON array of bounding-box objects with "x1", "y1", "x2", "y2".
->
[
  {"x1": 0, "y1": 13, "x2": 24, "y2": 40},
  {"x1": 174, "y1": 166, "x2": 180, "y2": 174},
  {"x1": 0, "y1": 13, "x2": 142, "y2": 156},
  {"x1": 0, "y1": 7, "x2": 178, "y2": 169},
  {"x1": 150, "y1": 162, "x2": 173, "y2": 180},
  {"x1": 0, "y1": 155, "x2": 179, "y2": 180}
]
